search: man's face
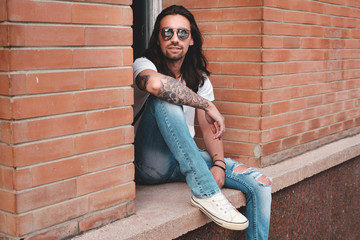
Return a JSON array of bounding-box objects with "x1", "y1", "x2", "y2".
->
[{"x1": 158, "y1": 14, "x2": 194, "y2": 62}]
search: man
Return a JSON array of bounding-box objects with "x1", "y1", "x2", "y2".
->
[{"x1": 133, "y1": 5, "x2": 272, "y2": 239}]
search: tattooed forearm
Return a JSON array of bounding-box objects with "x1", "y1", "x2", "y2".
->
[
  {"x1": 135, "y1": 74, "x2": 150, "y2": 91},
  {"x1": 157, "y1": 76, "x2": 210, "y2": 110}
]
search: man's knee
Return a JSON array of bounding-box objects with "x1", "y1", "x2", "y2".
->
[{"x1": 234, "y1": 165, "x2": 272, "y2": 186}]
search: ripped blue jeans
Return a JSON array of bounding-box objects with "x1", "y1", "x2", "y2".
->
[{"x1": 134, "y1": 96, "x2": 272, "y2": 240}]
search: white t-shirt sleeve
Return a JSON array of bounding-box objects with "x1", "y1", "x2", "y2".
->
[
  {"x1": 133, "y1": 58, "x2": 157, "y2": 117},
  {"x1": 133, "y1": 57, "x2": 157, "y2": 79}
]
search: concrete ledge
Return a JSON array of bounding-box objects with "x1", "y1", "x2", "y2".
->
[{"x1": 72, "y1": 133, "x2": 360, "y2": 240}]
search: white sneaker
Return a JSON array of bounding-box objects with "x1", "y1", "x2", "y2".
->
[{"x1": 191, "y1": 192, "x2": 249, "y2": 230}]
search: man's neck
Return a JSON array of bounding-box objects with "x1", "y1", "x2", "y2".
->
[{"x1": 167, "y1": 59, "x2": 184, "y2": 80}]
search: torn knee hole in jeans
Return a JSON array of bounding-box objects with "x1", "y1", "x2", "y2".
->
[
  {"x1": 256, "y1": 174, "x2": 272, "y2": 186},
  {"x1": 234, "y1": 165, "x2": 272, "y2": 186},
  {"x1": 234, "y1": 165, "x2": 253, "y2": 174}
]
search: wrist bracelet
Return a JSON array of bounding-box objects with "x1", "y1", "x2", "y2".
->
[
  {"x1": 213, "y1": 160, "x2": 225, "y2": 165},
  {"x1": 213, "y1": 164, "x2": 226, "y2": 172}
]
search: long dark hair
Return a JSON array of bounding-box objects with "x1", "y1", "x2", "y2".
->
[{"x1": 142, "y1": 5, "x2": 209, "y2": 93}]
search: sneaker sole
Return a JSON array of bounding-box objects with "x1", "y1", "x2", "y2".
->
[{"x1": 191, "y1": 196, "x2": 249, "y2": 231}]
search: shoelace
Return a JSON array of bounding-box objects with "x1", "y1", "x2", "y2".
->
[{"x1": 212, "y1": 194, "x2": 234, "y2": 214}]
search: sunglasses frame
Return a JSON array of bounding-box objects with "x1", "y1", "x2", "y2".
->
[{"x1": 160, "y1": 27, "x2": 190, "y2": 41}]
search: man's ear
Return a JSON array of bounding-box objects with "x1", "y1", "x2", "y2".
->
[{"x1": 190, "y1": 37, "x2": 194, "y2": 46}]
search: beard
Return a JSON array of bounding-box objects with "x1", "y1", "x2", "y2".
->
[{"x1": 164, "y1": 45, "x2": 186, "y2": 62}]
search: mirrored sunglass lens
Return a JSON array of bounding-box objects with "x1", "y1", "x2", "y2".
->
[
  {"x1": 177, "y1": 29, "x2": 189, "y2": 40},
  {"x1": 162, "y1": 28, "x2": 174, "y2": 40}
]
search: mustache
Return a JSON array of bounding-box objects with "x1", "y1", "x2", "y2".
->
[{"x1": 167, "y1": 43, "x2": 182, "y2": 48}]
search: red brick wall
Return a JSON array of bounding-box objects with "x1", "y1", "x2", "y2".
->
[
  {"x1": 261, "y1": 0, "x2": 360, "y2": 166},
  {"x1": 0, "y1": 0, "x2": 135, "y2": 239},
  {"x1": 164, "y1": 0, "x2": 360, "y2": 167}
]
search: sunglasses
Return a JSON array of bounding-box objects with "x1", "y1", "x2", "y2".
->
[{"x1": 160, "y1": 28, "x2": 190, "y2": 41}]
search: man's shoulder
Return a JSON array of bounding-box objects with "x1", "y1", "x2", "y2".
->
[{"x1": 133, "y1": 57, "x2": 157, "y2": 77}]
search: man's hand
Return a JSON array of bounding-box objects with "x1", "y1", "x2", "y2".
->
[
  {"x1": 204, "y1": 102, "x2": 225, "y2": 140},
  {"x1": 210, "y1": 165, "x2": 225, "y2": 188}
]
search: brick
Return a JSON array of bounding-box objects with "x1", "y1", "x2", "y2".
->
[
  {"x1": 282, "y1": 135, "x2": 300, "y2": 149},
  {"x1": 31, "y1": 155, "x2": 87, "y2": 187},
  {"x1": 0, "y1": 167, "x2": 3, "y2": 188},
  {"x1": 263, "y1": 61, "x2": 326, "y2": 75},
  {"x1": 192, "y1": 8, "x2": 262, "y2": 22},
  {"x1": 25, "y1": 25, "x2": 85, "y2": 46},
  {"x1": 0, "y1": 121, "x2": 11, "y2": 143},
  {"x1": 13, "y1": 137, "x2": 75, "y2": 167},
  {"x1": 85, "y1": 67, "x2": 133, "y2": 89},
  {"x1": 223, "y1": 141, "x2": 254, "y2": 156},
  {"x1": 0, "y1": 143, "x2": 14, "y2": 167},
  {"x1": 86, "y1": 107, "x2": 132, "y2": 131},
  {"x1": 7, "y1": 0, "x2": 72, "y2": 23},
  {"x1": 76, "y1": 164, "x2": 134, "y2": 196},
  {"x1": 0, "y1": 49, "x2": 9, "y2": 71},
  {"x1": 8, "y1": 24, "x2": 25, "y2": 46},
  {"x1": 0, "y1": 96, "x2": 11, "y2": 119},
  {"x1": 123, "y1": 47, "x2": 134, "y2": 66},
  {"x1": 16, "y1": 180, "x2": 77, "y2": 213},
  {"x1": 122, "y1": 6, "x2": 133, "y2": 26},
  {"x1": 6, "y1": 212, "x2": 33, "y2": 236},
  {"x1": 263, "y1": 49, "x2": 326, "y2": 62},
  {"x1": 0, "y1": 189, "x2": 15, "y2": 212},
  {"x1": 205, "y1": 49, "x2": 261, "y2": 62},
  {"x1": 88, "y1": 181, "x2": 135, "y2": 212},
  {"x1": 9, "y1": 49, "x2": 73, "y2": 71},
  {"x1": 203, "y1": 36, "x2": 262, "y2": 48},
  {"x1": 220, "y1": 63, "x2": 261, "y2": 76},
  {"x1": 209, "y1": 75, "x2": 233, "y2": 88},
  {"x1": 262, "y1": 140, "x2": 281, "y2": 156},
  {"x1": 12, "y1": 93, "x2": 75, "y2": 119},
  {"x1": 301, "y1": 38, "x2": 331, "y2": 49},
  {"x1": 126, "y1": 200, "x2": 135, "y2": 215},
  {"x1": 75, "y1": 126, "x2": 133, "y2": 154},
  {"x1": 225, "y1": 115, "x2": 260, "y2": 130},
  {"x1": 27, "y1": 71, "x2": 85, "y2": 94},
  {"x1": 87, "y1": 145, "x2": 134, "y2": 172},
  {"x1": 214, "y1": 89, "x2": 261, "y2": 103},
  {"x1": 0, "y1": 24, "x2": 7, "y2": 46},
  {"x1": 199, "y1": 22, "x2": 262, "y2": 35},
  {"x1": 2, "y1": 167, "x2": 14, "y2": 190},
  {"x1": 26, "y1": 114, "x2": 86, "y2": 142},
  {"x1": 72, "y1": 3, "x2": 123, "y2": 25},
  {"x1": 270, "y1": 101, "x2": 291, "y2": 115},
  {"x1": 77, "y1": 0, "x2": 132, "y2": 4},
  {"x1": 0, "y1": 211, "x2": 5, "y2": 233},
  {"x1": 32, "y1": 197, "x2": 88, "y2": 231},
  {"x1": 11, "y1": 121, "x2": 28, "y2": 144},
  {"x1": 26, "y1": 221, "x2": 78, "y2": 240},
  {"x1": 164, "y1": 0, "x2": 262, "y2": 8},
  {"x1": 261, "y1": 112, "x2": 300, "y2": 129},
  {"x1": 12, "y1": 168, "x2": 31, "y2": 190},
  {"x1": 73, "y1": 48, "x2": 123, "y2": 68},
  {"x1": 74, "y1": 88, "x2": 133, "y2": 111},
  {"x1": 223, "y1": 128, "x2": 260, "y2": 143},
  {"x1": 0, "y1": 0, "x2": 6, "y2": 21},
  {"x1": 79, "y1": 203, "x2": 127, "y2": 232},
  {"x1": 0, "y1": 74, "x2": 10, "y2": 95},
  {"x1": 9, "y1": 74, "x2": 27, "y2": 95},
  {"x1": 85, "y1": 26, "x2": 132, "y2": 46},
  {"x1": 215, "y1": 101, "x2": 260, "y2": 116}
]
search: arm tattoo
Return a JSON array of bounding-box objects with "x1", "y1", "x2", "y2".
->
[
  {"x1": 135, "y1": 74, "x2": 149, "y2": 91},
  {"x1": 157, "y1": 76, "x2": 209, "y2": 110}
]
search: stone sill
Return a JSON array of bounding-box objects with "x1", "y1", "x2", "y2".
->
[{"x1": 72, "y1": 133, "x2": 360, "y2": 240}]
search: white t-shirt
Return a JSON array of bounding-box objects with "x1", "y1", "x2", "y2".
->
[{"x1": 133, "y1": 57, "x2": 214, "y2": 137}]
